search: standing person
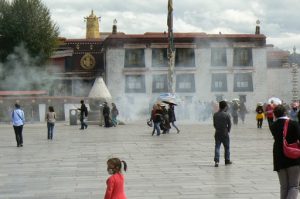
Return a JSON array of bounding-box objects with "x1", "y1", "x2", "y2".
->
[
  {"x1": 160, "y1": 104, "x2": 171, "y2": 134},
  {"x1": 151, "y1": 103, "x2": 162, "y2": 136},
  {"x1": 78, "y1": 100, "x2": 88, "y2": 130},
  {"x1": 213, "y1": 100, "x2": 232, "y2": 167},
  {"x1": 231, "y1": 101, "x2": 239, "y2": 125},
  {"x1": 265, "y1": 100, "x2": 275, "y2": 129},
  {"x1": 111, "y1": 103, "x2": 119, "y2": 127},
  {"x1": 289, "y1": 102, "x2": 299, "y2": 122},
  {"x1": 270, "y1": 105, "x2": 300, "y2": 199},
  {"x1": 239, "y1": 101, "x2": 248, "y2": 123},
  {"x1": 46, "y1": 106, "x2": 56, "y2": 140},
  {"x1": 104, "y1": 157, "x2": 127, "y2": 199},
  {"x1": 11, "y1": 103, "x2": 25, "y2": 147},
  {"x1": 103, "y1": 102, "x2": 111, "y2": 128},
  {"x1": 256, "y1": 104, "x2": 264, "y2": 128},
  {"x1": 168, "y1": 104, "x2": 180, "y2": 133}
]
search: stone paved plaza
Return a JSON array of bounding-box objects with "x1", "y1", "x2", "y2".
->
[{"x1": 0, "y1": 115, "x2": 284, "y2": 199}]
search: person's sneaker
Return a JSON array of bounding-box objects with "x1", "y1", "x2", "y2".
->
[
  {"x1": 214, "y1": 162, "x2": 219, "y2": 167},
  {"x1": 225, "y1": 160, "x2": 232, "y2": 165},
  {"x1": 177, "y1": 130, "x2": 180, "y2": 134}
]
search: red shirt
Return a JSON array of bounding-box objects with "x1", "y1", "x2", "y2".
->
[
  {"x1": 104, "y1": 173, "x2": 126, "y2": 199},
  {"x1": 265, "y1": 104, "x2": 274, "y2": 119}
]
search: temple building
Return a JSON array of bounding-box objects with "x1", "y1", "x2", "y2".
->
[{"x1": 0, "y1": 11, "x2": 299, "y2": 122}]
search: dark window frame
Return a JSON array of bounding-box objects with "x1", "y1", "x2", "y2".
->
[
  {"x1": 233, "y1": 48, "x2": 253, "y2": 67},
  {"x1": 211, "y1": 73, "x2": 227, "y2": 92},
  {"x1": 211, "y1": 48, "x2": 227, "y2": 67},
  {"x1": 176, "y1": 74, "x2": 195, "y2": 93},
  {"x1": 125, "y1": 75, "x2": 146, "y2": 93},
  {"x1": 152, "y1": 74, "x2": 168, "y2": 93},
  {"x1": 152, "y1": 48, "x2": 168, "y2": 67},
  {"x1": 233, "y1": 73, "x2": 253, "y2": 92},
  {"x1": 124, "y1": 49, "x2": 145, "y2": 68},
  {"x1": 175, "y1": 48, "x2": 195, "y2": 67}
]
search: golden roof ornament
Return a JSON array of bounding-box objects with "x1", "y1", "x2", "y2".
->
[{"x1": 84, "y1": 10, "x2": 100, "y2": 39}]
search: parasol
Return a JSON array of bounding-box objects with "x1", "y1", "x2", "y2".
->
[
  {"x1": 158, "y1": 93, "x2": 178, "y2": 105},
  {"x1": 162, "y1": 100, "x2": 177, "y2": 106},
  {"x1": 268, "y1": 97, "x2": 282, "y2": 105}
]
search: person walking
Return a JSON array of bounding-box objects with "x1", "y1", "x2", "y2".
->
[
  {"x1": 168, "y1": 104, "x2": 180, "y2": 133},
  {"x1": 111, "y1": 103, "x2": 119, "y2": 127},
  {"x1": 270, "y1": 105, "x2": 300, "y2": 199},
  {"x1": 150, "y1": 103, "x2": 162, "y2": 136},
  {"x1": 78, "y1": 100, "x2": 88, "y2": 130},
  {"x1": 11, "y1": 103, "x2": 25, "y2": 147},
  {"x1": 103, "y1": 102, "x2": 111, "y2": 128},
  {"x1": 213, "y1": 100, "x2": 232, "y2": 167},
  {"x1": 289, "y1": 102, "x2": 299, "y2": 122},
  {"x1": 231, "y1": 101, "x2": 239, "y2": 125},
  {"x1": 104, "y1": 157, "x2": 127, "y2": 199},
  {"x1": 256, "y1": 103, "x2": 264, "y2": 128},
  {"x1": 265, "y1": 100, "x2": 275, "y2": 129},
  {"x1": 239, "y1": 101, "x2": 248, "y2": 123},
  {"x1": 46, "y1": 106, "x2": 56, "y2": 140}
]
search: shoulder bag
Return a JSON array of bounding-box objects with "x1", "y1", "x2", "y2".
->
[{"x1": 283, "y1": 119, "x2": 300, "y2": 159}]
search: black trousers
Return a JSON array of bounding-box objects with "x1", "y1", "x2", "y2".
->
[
  {"x1": 80, "y1": 116, "x2": 87, "y2": 129},
  {"x1": 257, "y1": 119, "x2": 263, "y2": 128},
  {"x1": 104, "y1": 116, "x2": 110, "y2": 127},
  {"x1": 13, "y1": 125, "x2": 23, "y2": 146}
]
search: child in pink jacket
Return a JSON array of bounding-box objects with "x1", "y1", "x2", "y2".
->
[{"x1": 104, "y1": 158, "x2": 127, "y2": 199}]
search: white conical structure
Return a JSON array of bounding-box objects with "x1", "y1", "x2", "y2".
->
[{"x1": 88, "y1": 77, "x2": 112, "y2": 102}]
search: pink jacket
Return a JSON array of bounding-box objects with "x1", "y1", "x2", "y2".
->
[{"x1": 104, "y1": 173, "x2": 126, "y2": 199}]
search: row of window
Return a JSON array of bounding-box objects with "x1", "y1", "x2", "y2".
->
[
  {"x1": 125, "y1": 73, "x2": 253, "y2": 93},
  {"x1": 125, "y1": 48, "x2": 253, "y2": 68}
]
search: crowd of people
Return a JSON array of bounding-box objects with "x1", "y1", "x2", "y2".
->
[
  {"x1": 10, "y1": 99, "x2": 120, "y2": 146},
  {"x1": 9, "y1": 97, "x2": 300, "y2": 199},
  {"x1": 149, "y1": 102, "x2": 180, "y2": 136},
  {"x1": 255, "y1": 100, "x2": 300, "y2": 129}
]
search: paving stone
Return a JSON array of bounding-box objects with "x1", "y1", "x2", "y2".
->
[{"x1": 0, "y1": 115, "x2": 283, "y2": 198}]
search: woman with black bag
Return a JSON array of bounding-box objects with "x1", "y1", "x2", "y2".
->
[{"x1": 270, "y1": 105, "x2": 300, "y2": 199}]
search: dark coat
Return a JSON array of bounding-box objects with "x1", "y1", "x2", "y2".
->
[
  {"x1": 103, "y1": 105, "x2": 110, "y2": 117},
  {"x1": 152, "y1": 109, "x2": 163, "y2": 123},
  {"x1": 78, "y1": 104, "x2": 88, "y2": 118},
  {"x1": 270, "y1": 118, "x2": 300, "y2": 171},
  {"x1": 168, "y1": 107, "x2": 176, "y2": 122},
  {"x1": 213, "y1": 110, "x2": 231, "y2": 138}
]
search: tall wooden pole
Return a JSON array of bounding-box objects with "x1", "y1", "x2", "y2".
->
[{"x1": 167, "y1": 0, "x2": 175, "y2": 94}]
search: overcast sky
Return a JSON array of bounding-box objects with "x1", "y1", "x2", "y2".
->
[{"x1": 42, "y1": 0, "x2": 300, "y2": 52}]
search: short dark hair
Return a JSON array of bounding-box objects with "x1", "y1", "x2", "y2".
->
[
  {"x1": 219, "y1": 101, "x2": 227, "y2": 110},
  {"x1": 48, "y1": 106, "x2": 54, "y2": 112},
  {"x1": 80, "y1": 100, "x2": 84, "y2": 104},
  {"x1": 15, "y1": 103, "x2": 20, "y2": 108},
  {"x1": 273, "y1": 105, "x2": 286, "y2": 118}
]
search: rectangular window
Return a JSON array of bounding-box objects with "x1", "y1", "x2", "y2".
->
[
  {"x1": 175, "y1": 48, "x2": 195, "y2": 67},
  {"x1": 233, "y1": 48, "x2": 253, "y2": 66},
  {"x1": 125, "y1": 75, "x2": 145, "y2": 93},
  {"x1": 233, "y1": 73, "x2": 253, "y2": 92},
  {"x1": 211, "y1": 73, "x2": 227, "y2": 92},
  {"x1": 124, "y1": 49, "x2": 145, "y2": 68},
  {"x1": 176, "y1": 74, "x2": 195, "y2": 92},
  {"x1": 152, "y1": 49, "x2": 168, "y2": 67},
  {"x1": 152, "y1": 74, "x2": 168, "y2": 93},
  {"x1": 211, "y1": 48, "x2": 227, "y2": 66}
]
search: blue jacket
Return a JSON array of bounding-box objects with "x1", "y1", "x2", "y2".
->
[{"x1": 11, "y1": 108, "x2": 25, "y2": 126}]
